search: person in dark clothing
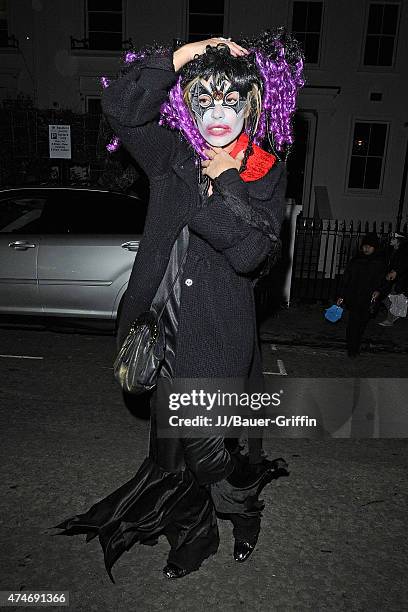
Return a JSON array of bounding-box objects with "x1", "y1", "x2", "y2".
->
[
  {"x1": 378, "y1": 231, "x2": 408, "y2": 326},
  {"x1": 337, "y1": 232, "x2": 390, "y2": 357},
  {"x1": 54, "y1": 32, "x2": 303, "y2": 580}
]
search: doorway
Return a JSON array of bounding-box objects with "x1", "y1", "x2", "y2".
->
[{"x1": 286, "y1": 111, "x2": 316, "y2": 215}]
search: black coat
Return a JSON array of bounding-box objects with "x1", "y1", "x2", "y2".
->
[
  {"x1": 339, "y1": 250, "x2": 389, "y2": 311},
  {"x1": 102, "y1": 51, "x2": 286, "y2": 379}
]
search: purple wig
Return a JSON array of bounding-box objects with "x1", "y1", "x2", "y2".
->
[
  {"x1": 159, "y1": 76, "x2": 208, "y2": 157},
  {"x1": 251, "y1": 41, "x2": 305, "y2": 151}
]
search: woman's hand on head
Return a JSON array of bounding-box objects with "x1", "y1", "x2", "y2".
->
[
  {"x1": 201, "y1": 148, "x2": 245, "y2": 180},
  {"x1": 173, "y1": 38, "x2": 249, "y2": 71}
]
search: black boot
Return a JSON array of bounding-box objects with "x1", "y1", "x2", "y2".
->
[
  {"x1": 233, "y1": 538, "x2": 258, "y2": 563},
  {"x1": 162, "y1": 563, "x2": 192, "y2": 580}
]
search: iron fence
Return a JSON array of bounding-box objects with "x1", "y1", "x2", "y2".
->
[
  {"x1": 291, "y1": 215, "x2": 408, "y2": 302},
  {"x1": 0, "y1": 106, "x2": 106, "y2": 187}
]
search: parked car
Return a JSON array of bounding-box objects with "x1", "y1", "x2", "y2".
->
[{"x1": 0, "y1": 187, "x2": 147, "y2": 330}]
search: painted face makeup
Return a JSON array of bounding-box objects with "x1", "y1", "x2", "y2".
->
[{"x1": 189, "y1": 76, "x2": 248, "y2": 147}]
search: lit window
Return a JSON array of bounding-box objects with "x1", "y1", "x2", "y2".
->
[
  {"x1": 363, "y1": 3, "x2": 399, "y2": 66},
  {"x1": 87, "y1": 0, "x2": 123, "y2": 51},
  {"x1": 348, "y1": 122, "x2": 388, "y2": 190},
  {"x1": 188, "y1": 0, "x2": 224, "y2": 43},
  {"x1": 291, "y1": 1, "x2": 323, "y2": 64}
]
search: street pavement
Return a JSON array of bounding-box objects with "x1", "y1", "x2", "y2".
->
[
  {"x1": 260, "y1": 302, "x2": 408, "y2": 358},
  {"x1": 0, "y1": 326, "x2": 407, "y2": 611}
]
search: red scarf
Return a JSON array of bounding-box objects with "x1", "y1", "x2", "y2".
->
[{"x1": 229, "y1": 133, "x2": 276, "y2": 182}]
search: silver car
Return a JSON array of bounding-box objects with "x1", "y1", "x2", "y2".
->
[{"x1": 0, "y1": 187, "x2": 147, "y2": 330}]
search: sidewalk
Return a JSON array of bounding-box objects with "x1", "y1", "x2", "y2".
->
[{"x1": 260, "y1": 303, "x2": 408, "y2": 353}]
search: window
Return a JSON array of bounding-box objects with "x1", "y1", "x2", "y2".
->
[
  {"x1": 86, "y1": 97, "x2": 102, "y2": 114},
  {"x1": 87, "y1": 0, "x2": 123, "y2": 51},
  {"x1": 0, "y1": 0, "x2": 8, "y2": 47},
  {"x1": 291, "y1": 1, "x2": 323, "y2": 64},
  {"x1": 348, "y1": 122, "x2": 388, "y2": 190},
  {"x1": 0, "y1": 197, "x2": 46, "y2": 233},
  {"x1": 0, "y1": 190, "x2": 147, "y2": 235},
  {"x1": 65, "y1": 192, "x2": 147, "y2": 234},
  {"x1": 188, "y1": 0, "x2": 224, "y2": 43},
  {"x1": 363, "y1": 3, "x2": 399, "y2": 66}
]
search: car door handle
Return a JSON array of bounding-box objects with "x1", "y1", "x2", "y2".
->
[
  {"x1": 121, "y1": 241, "x2": 140, "y2": 251},
  {"x1": 9, "y1": 240, "x2": 37, "y2": 250}
]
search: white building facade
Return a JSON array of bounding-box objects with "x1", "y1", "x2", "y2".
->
[{"x1": 1, "y1": 0, "x2": 407, "y2": 226}]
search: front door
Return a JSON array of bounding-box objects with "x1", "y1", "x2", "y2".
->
[{"x1": 286, "y1": 112, "x2": 311, "y2": 209}]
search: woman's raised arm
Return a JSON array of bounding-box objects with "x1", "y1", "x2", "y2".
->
[{"x1": 101, "y1": 51, "x2": 180, "y2": 178}]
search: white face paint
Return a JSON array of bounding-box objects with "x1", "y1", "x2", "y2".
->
[{"x1": 189, "y1": 76, "x2": 248, "y2": 147}]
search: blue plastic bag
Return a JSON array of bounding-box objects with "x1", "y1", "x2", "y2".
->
[{"x1": 324, "y1": 304, "x2": 343, "y2": 323}]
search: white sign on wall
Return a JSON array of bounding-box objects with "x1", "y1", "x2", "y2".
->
[{"x1": 49, "y1": 125, "x2": 71, "y2": 159}]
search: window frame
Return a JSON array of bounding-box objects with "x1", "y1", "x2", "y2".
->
[
  {"x1": 344, "y1": 118, "x2": 390, "y2": 196},
  {"x1": 85, "y1": 96, "x2": 102, "y2": 115},
  {"x1": 187, "y1": 0, "x2": 225, "y2": 43},
  {"x1": 85, "y1": 0, "x2": 125, "y2": 52},
  {"x1": 359, "y1": 0, "x2": 401, "y2": 71},
  {"x1": 0, "y1": 0, "x2": 17, "y2": 51},
  {"x1": 0, "y1": 0, "x2": 8, "y2": 48},
  {"x1": 290, "y1": 0, "x2": 325, "y2": 68},
  {"x1": 0, "y1": 194, "x2": 47, "y2": 234}
]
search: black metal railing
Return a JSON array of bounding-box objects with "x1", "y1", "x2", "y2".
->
[
  {"x1": 0, "y1": 106, "x2": 105, "y2": 187},
  {"x1": 70, "y1": 36, "x2": 133, "y2": 51},
  {"x1": 0, "y1": 34, "x2": 19, "y2": 49},
  {"x1": 291, "y1": 216, "x2": 408, "y2": 302}
]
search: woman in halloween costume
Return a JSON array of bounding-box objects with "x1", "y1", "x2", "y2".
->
[{"x1": 55, "y1": 30, "x2": 304, "y2": 580}]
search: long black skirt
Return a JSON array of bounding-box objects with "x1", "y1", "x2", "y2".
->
[
  {"x1": 54, "y1": 406, "x2": 288, "y2": 582},
  {"x1": 54, "y1": 452, "x2": 219, "y2": 581}
]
